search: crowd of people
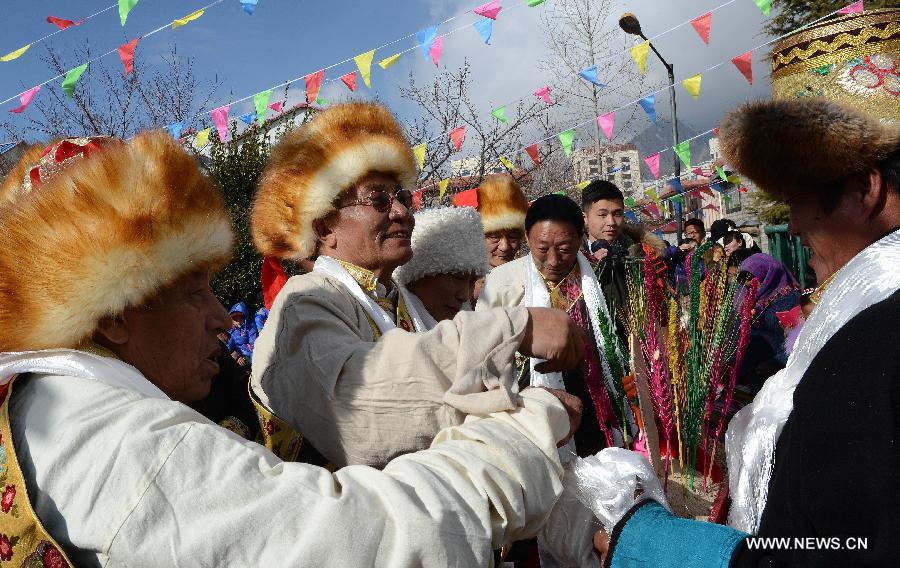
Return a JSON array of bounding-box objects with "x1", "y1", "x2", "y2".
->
[{"x1": 0, "y1": 91, "x2": 897, "y2": 567}]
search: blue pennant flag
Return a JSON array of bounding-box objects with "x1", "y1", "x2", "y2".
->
[
  {"x1": 639, "y1": 95, "x2": 656, "y2": 123},
  {"x1": 668, "y1": 177, "x2": 684, "y2": 194},
  {"x1": 710, "y1": 182, "x2": 723, "y2": 193},
  {"x1": 166, "y1": 122, "x2": 184, "y2": 140},
  {"x1": 239, "y1": 113, "x2": 256, "y2": 125},
  {"x1": 625, "y1": 211, "x2": 640, "y2": 224},
  {"x1": 578, "y1": 65, "x2": 607, "y2": 88},
  {"x1": 240, "y1": 0, "x2": 258, "y2": 14},
  {"x1": 473, "y1": 19, "x2": 493, "y2": 44},
  {"x1": 416, "y1": 26, "x2": 438, "y2": 60}
]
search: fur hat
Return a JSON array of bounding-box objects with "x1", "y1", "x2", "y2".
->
[
  {"x1": 477, "y1": 173, "x2": 528, "y2": 234},
  {"x1": 394, "y1": 207, "x2": 488, "y2": 287},
  {"x1": 719, "y1": 98, "x2": 900, "y2": 198},
  {"x1": 252, "y1": 102, "x2": 417, "y2": 260},
  {"x1": 0, "y1": 130, "x2": 233, "y2": 352}
]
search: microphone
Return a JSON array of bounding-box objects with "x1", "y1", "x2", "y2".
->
[{"x1": 590, "y1": 239, "x2": 610, "y2": 254}]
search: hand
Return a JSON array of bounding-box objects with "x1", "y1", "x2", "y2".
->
[
  {"x1": 541, "y1": 388, "x2": 582, "y2": 447},
  {"x1": 622, "y1": 373, "x2": 637, "y2": 400},
  {"x1": 593, "y1": 530, "x2": 610, "y2": 564},
  {"x1": 237, "y1": 356, "x2": 247, "y2": 367},
  {"x1": 593, "y1": 248, "x2": 609, "y2": 262},
  {"x1": 679, "y1": 242, "x2": 695, "y2": 252},
  {"x1": 520, "y1": 308, "x2": 585, "y2": 373}
]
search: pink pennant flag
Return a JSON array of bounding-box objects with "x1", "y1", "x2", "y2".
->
[
  {"x1": 304, "y1": 70, "x2": 325, "y2": 103},
  {"x1": 692, "y1": 167, "x2": 705, "y2": 176},
  {"x1": 9, "y1": 85, "x2": 40, "y2": 114},
  {"x1": 117, "y1": 38, "x2": 140, "y2": 75},
  {"x1": 838, "y1": 1, "x2": 864, "y2": 15},
  {"x1": 474, "y1": 1, "x2": 502, "y2": 20},
  {"x1": 703, "y1": 204, "x2": 719, "y2": 211},
  {"x1": 450, "y1": 126, "x2": 466, "y2": 151},
  {"x1": 429, "y1": 35, "x2": 443, "y2": 66},
  {"x1": 691, "y1": 12, "x2": 712, "y2": 44},
  {"x1": 597, "y1": 112, "x2": 615, "y2": 141},
  {"x1": 268, "y1": 101, "x2": 283, "y2": 113},
  {"x1": 732, "y1": 51, "x2": 753, "y2": 85},
  {"x1": 643, "y1": 152, "x2": 660, "y2": 179},
  {"x1": 534, "y1": 86, "x2": 552, "y2": 105},
  {"x1": 645, "y1": 203, "x2": 661, "y2": 218},
  {"x1": 341, "y1": 71, "x2": 357, "y2": 91},
  {"x1": 211, "y1": 105, "x2": 230, "y2": 142},
  {"x1": 525, "y1": 144, "x2": 541, "y2": 168}
]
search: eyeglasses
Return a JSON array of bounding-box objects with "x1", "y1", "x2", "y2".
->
[{"x1": 338, "y1": 187, "x2": 413, "y2": 213}]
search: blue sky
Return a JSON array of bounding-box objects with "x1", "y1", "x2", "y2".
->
[{"x1": 1, "y1": 0, "x2": 776, "y2": 153}]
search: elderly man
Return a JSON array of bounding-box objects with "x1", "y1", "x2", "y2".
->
[
  {"x1": 250, "y1": 102, "x2": 583, "y2": 468},
  {"x1": 477, "y1": 173, "x2": 530, "y2": 269},
  {"x1": 592, "y1": 98, "x2": 900, "y2": 566},
  {"x1": 394, "y1": 207, "x2": 488, "y2": 332},
  {"x1": 0, "y1": 131, "x2": 583, "y2": 566}
]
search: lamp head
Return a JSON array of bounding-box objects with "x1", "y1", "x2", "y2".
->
[{"x1": 619, "y1": 13, "x2": 643, "y2": 36}]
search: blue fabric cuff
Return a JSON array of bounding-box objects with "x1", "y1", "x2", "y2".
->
[{"x1": 607, "y1": 500, "x2": 748, "y2": 568}]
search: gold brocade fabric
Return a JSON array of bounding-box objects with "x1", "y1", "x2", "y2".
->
[
  {"x1": 333, "y1": 259, "x2": 415, "y2": 335},
  {"x1": 249, "y1": 384, "x2": 304, "y2": 462},
  {"x1": 541, "y1": 264, "x2": 584, "y2": 314},
  {"x1": 0, "y1": 378, "x2": 74, "y2": 567}
]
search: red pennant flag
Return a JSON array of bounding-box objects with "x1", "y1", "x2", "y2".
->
[
  {"x1": 525, "y1": 144, "x2": 541, "y2": 168},
  {"x1": 690, "y1": 12, "x2": 712, "y2": 45},
  {"x1": 413, "y1": 189, "x2": 423, "y2": 210},
  {"x1": 449, "y1": 126, "x2": 466, "y2": 152},
  {"x1": 261, "y1": 257, "x2": 289, "y2": 310},
  {"x1": 304, "y1": 69, "x2": 325, "y2": 103},
  {"x1": 739, "y1": 186, "x2": 748, "y2": 193},
  {"x1": 732, "y1": 51, "x2": 753, "y2": 85},
  {"x1": 47, "y1": 16, "x2": 82, "y2": 30},
  {"x1": 268, "y1": 101, "x2": 283, "y2": 113},
  {"x1": 692, "y1": 167, "x2": 705, "y2": 176},
  {"x1": 340, "y1": 71, "x2": 357, "y2": 91},
  {"x1": 117, "y1": 38, "x2": 140, "y2": 75},
  {"x1": 713, "y1": 127, "x2": 720, "y2": 137},
  {"x1": 453, "y1": 188, "x2": 479, "y2": 208},
  {"x1": 700, "y1": 187, "x2": 715, "y2": 197}
]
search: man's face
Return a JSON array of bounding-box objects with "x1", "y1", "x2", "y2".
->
[
  {"x1": 685, "y1": 224, "x2": 704, "y2": 243},
  {"x1": 527, "y1": 219, "x2": 582, "y2": 283},
  {"x1": 106, "y1": 270, "x2": 229, "y2": 403},
  {"x1": 584, "y1": 199, "x2": 625, "y2": 243},
  {"x1": 408, "y1": 272, "x2": 475, "y2": 321},
  {"x1": 485, "y1": 229, "x2": 523, "y2": 268},
  {"x1": 787, "y1": 189, "x2": 856, "y2": 282},
  {"x1": 328, "y1": 172, "x2": 415, "y2": 274}
]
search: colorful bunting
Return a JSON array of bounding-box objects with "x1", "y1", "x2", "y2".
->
[
  {"x1": 534, "y1": 86, "x2": 552, "y2": 105},
  {"x1": 597, "y1": 112, "x2": 615, "y2": 141},
  {"x1": 119, "y1": 0, "x2": 139, "y2": 26},
  {"x1": 682, "y1": 74, "x2": 702, "y2": 99},
  {"x1": 117, "y1": 38, "x2": 140, "y2": 75},
  {"x1": 454, "y1": 188, "x2": 478, "y2": 208},
  {"x1": 644, "y1": 153, "x2": 660, "y2": 179},
  {"x1": 241, "y1": 0, "x2": 259, "y2": 15},
  {"x1": 578, "y1": 65, "x2": 607, "y2": 88},
  {"x1": 526, "y1": 0, "x2": 545, "y2": 6},
  {"x1": 412, "y1": 188, "x2": 423, "y2": 210},
  {"x1": 473, "y1": 19, "x2": 493, "y2": 44},
  {"x1": 304, "y1": 70, "x2": 325, "y2": 103},
  {"x1": 315, "y1": 96, "x2": 329, "y2": 107},
  {"x1": 438, "y1": 178, "x2": 450, "y2": 199},
  {"x1": 1, "y1": 45, "x2": 31, "y2": 62},
  {"x1": 645, "y1": 203, "x2": 661, "y2": 218},
  {"x1": 576, "y1": 181, "x2": 590, "y2": 191},
  {"x1": 429, "y1": 35, "x2": 444, "y2": 66},
  {"x1": 491, "y1": 106, "x2": 508, "y2": 123},
  {"x1": 341, "y1": 72, "x2": 357, "y2": 91},
  {"x1": 703, "y1": 204, "x2": 719, "y2": 211},
  {"x1": 625, "y1": 210, "x2": 639, "y2": 223},
  {"x1": 172, "y1": 9, "x2": 204, "y2": 29},
  {"x1": 732, "y1": 51, "x2": 753, "y2": 84},
  {"x1": 194, "y1": 128, "x2": 211, "y2": 149},
  {"x1": 624, "y1": 197, "x2": 637, "y2": 207},
  {"x1": 268, "y1": 101, "x2": 283, "y2": 113},
  {"x1": 166, "y1": 122, "x2": 184, "y2": 140},
  {"x1": 671, "y1": 195, "x2": 683, "y2": 205},
  {"x1": 690, "y1": 12, "x2": 711, "y2": 45},
  {"x1": 754, "y1": 0, "x2": 771, "y2": 17},
  {"x1": 450, "y1": 126, "x2": 466, "y2": 151},
  {"x1": 9, "y1": 86, "x2": 40, "y2": 114},
  {"x1": 417, "y1": 26, "x2": 439, "y2": 60},
  {"x1": 211, "y1": 105, "x2": 230, "y2": 142},
  {"x1": 631, "y1": 40, "x2": 650, "y2": 74},
  {"x1": 673, "y1": 140, "x2": 691, "y2": 169},
  {"x1": 253, "y1": 89, "x2": 271, "y2": 125},
  {"x1": 378, "y1": 53, "x2": 401, "y2": 69},
  {"x1": 559, "y1": 128, "x2": 574, "y2": 156},
  {"x1": 715, "y1": 165, "x2": 729, "y2": 182},
  {"x1": 499, "y1": 156, "x2": 517, "y2": 171},
  {"x1": 47, "y1": 16, "x2": 82, "y2": 30},
  {"x1": 474, "y1": 1, "x2": 502, "y2": 19},
  {"x1": 838, "y1": 1, "x2": 864, "y2": 15},
  {"x1": 646, "y1": 188, "x2": 659, "y2": 202},
  {"x1": 61, "y1": 64, "x2": 88, "y2": 98},
  {"x1": 638, "y1": 95, "x2": 656, "y2": 123},
  {"x1": 239, "y1": 112, "x2": 255, "y2": 125},
  {"x1": 413, "y1": 143, "x2": 426, "y2": 169},
  {"x1": 525, "y1": 144, "x2": 540, "y2": 167},
  {"x1": 354, "y1": 50, "x2": 375, "y2": 88}
]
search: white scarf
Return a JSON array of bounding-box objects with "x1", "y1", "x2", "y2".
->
[
  {"x1": 398, "y1": 287, "x2": 439, "y2": 332},
  {"x1": 314, "y1": 256, "x2": 397, "y2": 335},
  {"x1": 726, "y1": 228, "x2": 900, "y2": 533}
]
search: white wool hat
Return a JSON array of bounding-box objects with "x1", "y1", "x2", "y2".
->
[{"x1": 394, "y1": 207, "x2": 489, "y2": 287}]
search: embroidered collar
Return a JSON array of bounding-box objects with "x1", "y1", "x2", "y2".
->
[{"x1": 335, "y1": 259, "x2": 394, "y2": 300}]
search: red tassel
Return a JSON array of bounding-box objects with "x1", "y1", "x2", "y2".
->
[{"x1": 261, "y1": 256, "x2": 288, "y2": 310}]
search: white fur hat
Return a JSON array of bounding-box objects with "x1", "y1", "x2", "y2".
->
[{"x1": 394, "y1": 207, "x2": 488, "y2": 287}]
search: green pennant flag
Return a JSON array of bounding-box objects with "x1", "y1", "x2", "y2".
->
[
  {"x1": 119, "y1": 0, "x2": 139, "y2": 26},
  {"x1": 624, "y1": 197, "x2": 636, "y2": 207},
  {"x1": 673, "y1": 140, "x2": 691, "y2": 169},
  {"x1": 559, "y1": 128, "x2": 575, "y2": 156},
  {"x1": 553, "y1": 190, "x2": 566, "y2": 196},
  {"x1": 491, "y1": 106, "x2": 508, "y2": 124},
  {"x1": 672, "y1": 195, "x2": 683, "y2": 205},
  {"x1": 253, "y1": 89, "x2": 272, "y2": 126},
  {"x1": 62, "y1": 64, "x2": 88, "y2": 98},
  {"x1": 315, "y1": 96, "x2": 329, "y2": 106},
  {"x1": 753, "y1": 0, "x2": 771, "y2": 17},
  {"x1": 715, "y1": 165, "x2": 728, "y2": 182},
  {"x1": 526, "y1": 0, "x2": 546, "y2": 6}
]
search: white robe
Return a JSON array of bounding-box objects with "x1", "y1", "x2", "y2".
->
[{"x1": 6, "y1": 349, "x2": 568, "y2": 567}]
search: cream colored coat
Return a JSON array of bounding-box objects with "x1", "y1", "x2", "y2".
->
[
  {"x1": 251, "y1": 272, "x2": 530, "y2": 468},
  {"x1": 476, "y1": 255, "x2": 531, "y2": 309}
]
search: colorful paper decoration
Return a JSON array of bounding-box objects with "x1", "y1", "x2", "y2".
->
[
  {"x1": 526, "y1": 0, "x2": 545, "y2": 6},
  {"x1": 1, "y1": 45, "x2": 31, "y2": 62},
  {"x1": 167, "y1": 122, "x2": 186, "y2": 139},
  {"x1": 117, "y1": 38, "x2": 140, "y2": 75},
  {"x1": 624, "y1": 197, "x2": 637, "y2": 207},
  {"x1": 534, "y1": 86, "x2": 552, "y2": 105},
  {"x1": 47, "y1": 16, "x2": 82, "y2": 30},
  {"x1": 239, "y1": 112, "x2": 255, "y2": 125},
  {"x1": 474, "y1": 1, "x2": 502, "y2": 19},
  {"x1": 9, "y1": 86, "x2": 40, "y2": 114},
  {"x1": 578, "y1": 65, "x2": 607, "y2": 88},
  {"x1": 241, "y1": 0, "x2": 259, "y2": 15},
  {"x1": 631, "y1": 40, "x2": 650, "y2": 74},
  {"x1": 304, "y1": 70, "x2": 324, "y2": 103},
  {"x1": 491, "y1": 106, "x2": 508, "y2": 123},
  {"x1": 644, "y1": 153, "x2": 660, "y2": 179},
  {"x1": 525, "y1": 144, "x2": 540, "y2": 167},
  {"x1": 576, "y1": 180, "x2": 590, "y2": 191},
  {"x1": 732, "y1": 51, "x2": 753, "y2": 84},
  {"x1": 211, "y1": 105, "x2": 230, "y2": 142},
  {"x1": 559, "y1": 128, "x2": 574, "y2": 156},
  {"x1": 253, "y1": 89, "x2": 271, "y2": 125},
  {"x1": 450, "y1": 126, "x2": 466, "y2": 151},
  {"x1": 268, "y1": 101, "x2": 283, "y2": 112},
  {"x1": 646, "y1": 188, "x2": 659, "y2": 202},
  {"x1": 341, "y1": 72, "x2": 357, "y2": 91},
  {"x1": 673, "y1": 140, "x2": 691, "y2": 169},
  {"x1": 473, "y1": 19, "x2": 493, "y2": 44},
  {"x1": 454, "y1": 188, "x2": 478, "y2": 208},
  {"x1": 172, "y1": 9, "x2": 204, "y2": 29},
  {"x1": 754, "y1": 0, "x2": 771, "y2": 17},
  {"x1": 838, "y1": 1, "x2": 864, "y2": 15},
  {"x1": 417, "y1": 26, "x2": 439, "y2": 60},
  {"x1": 378, "y1": 53, "x2": 401, "y2": 69},
  {"x1": 315, "y1": 96, "x2": 329, "y2": 107},
  {"x1": 119, "y1": 0, "x2": 139, "y2": 26},
  {"x1": 429, "y1": 35, "x2": 444, "y2": 66},
  {"x1": 61, "y1": 64, "x2": 88, "y2": 99},
  {"x1": 438, "y1": 178, "x2": 450, "y2": 198},
  {"x1": 625, "y1": 210, "x2": 639, "y2": 223},
  {"x1": 194, "y1": 128, "x2": 211, "y2": 149},
  {"x1": 354, "y1": 50, "x2": 375, "y2": 88},
  {"x1": 412, "y1": 188, "x2": 423, "y2": 210},
  {"x1": 715, "y1": 165, "x2": 729, "y2": 182},
  {"x1": 682, "y1": 74, "x2": 702, "y2": 99},
  {"x1": 597, "y1": 112, "x2": 615, "y2": 141},
  {"x1": 413, "y1": 143, "x2": 426, "y2": 169},
  {"x1": 690, "y1": 12, "x2": 711, "y2": 45},
  {"x1": 499, "y1": 156, "x2": 517, "y2": 171},
  {"x1": 639, "y1": 94, "x2": 656, "y2": 123}
]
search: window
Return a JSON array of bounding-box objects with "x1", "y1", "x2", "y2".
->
[
  {"x1": 589, "y1": 167, "x2": 598, "y2": 174},
  {"x1": 588, "y1": 159, "x2": 598, "y2": 165},
  {"x1": 623, "y1": 181, "x2": 633, "y2": 188}
]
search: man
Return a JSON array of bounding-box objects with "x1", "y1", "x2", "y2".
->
[
  {"x1": 394, "y1": 207, "x2": 488, "y2": 331},
  {"x1": 593, "y1": 98, "x2": 900, "y2": 566},
  {"x1": 684, "y1": 218, "x2": 706, "y2": 244},
  {"x1": 478, "y1": 173, "x2": 529, "y2": 269},
  {"x1": 0, "y1": 131, "x2": 583, "y2": 566},
  {"x1": 251, "y1": 102, "x2": 584, "y2": 468},
  {"x1": 709, "y1": 217, "x2": 737, "y2": 245}
]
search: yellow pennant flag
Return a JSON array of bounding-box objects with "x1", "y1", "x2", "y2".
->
[
  {"x1": 412, "y1": 143, "x2": 426, "y2": 169},
  {"x1": 438, "y1": 178, "x2": 450, "y2": 199},
  {"x1": 1, "y1": 44, "x2": 31, "y2": 62},
  {"x1": 576, "y1": 181, "x2": 590, "y2": 191},
  {"x1": 646, "y1": 188, "x2": 659, "y2": 201},
  {"x1": 378, "y1": 53, "x2": 401, "y2": 69},
  {"x1": 172, "y1": 9, "x2": 204, "y2": 29},
  {"x1": 682, "y1": 74, "x2": 702, "y2": 99},
  {"x1": 194, "y1": 128, "x2": 211, "y2": 149},
  {"x1": 630, "y1": 40, "x2": 650, "y2": 74},
  {"x1": 499, "y1": 156, "x2": 517, "y2": 171},
  {"x1": 354, "y1": 50, "x2": 375, "y2": 88}
]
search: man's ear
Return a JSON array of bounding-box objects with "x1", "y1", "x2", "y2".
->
[
  {"x1": 858, "y1": 165, "x2": 887, "y2": 220},
  {"x1": 93, "y1": 314, "x2": 130, "y2": 346},
  {"x1": 313, "y1": 217, "x2": 338, "y2": 249}
]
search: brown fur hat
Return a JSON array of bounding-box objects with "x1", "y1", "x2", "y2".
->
[
  {"x1": 0, "y1": 130, "x2": 233, "y2": 352},
  {"x1": 719, "y1": 98, "x2": 900, "y2": 198},
  {"x1": 477, "y1": 173, "x2": 529, "y2": 234},
  {"x1": 252, "y1": 102, "x2": 417, "y2": 259}
]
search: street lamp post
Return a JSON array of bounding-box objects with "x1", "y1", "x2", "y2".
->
[{"x1": 619, "y1": 13, "x2": 683, "y2": 242}]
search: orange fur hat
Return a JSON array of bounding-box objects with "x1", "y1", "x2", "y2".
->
[
  {"x1": 476, "y1": 174, "x2": 528, "y2": 234},
  {"x1": 0, "y1": 130, "x2": 233, "y2": 351},
  {"x1": 252, "y1": 102, "x2": 417, "y2": 259}
]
